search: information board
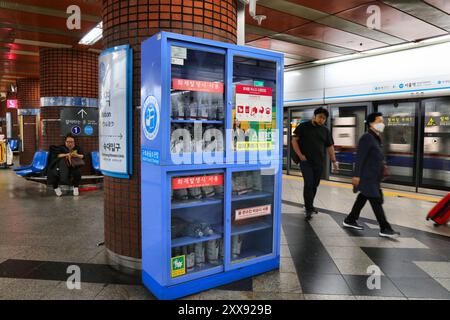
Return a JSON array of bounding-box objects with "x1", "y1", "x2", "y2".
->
[
  {"x1": 60, "y1": 108, "x2": 98, "y2": 136},
  {"x1": 98, "y1": 45, "x2": 132, "y2": 178}
]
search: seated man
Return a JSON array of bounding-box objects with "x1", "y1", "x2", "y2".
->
[{"x1": 47, "y1": 133, "x2": 85, "y2": 197}]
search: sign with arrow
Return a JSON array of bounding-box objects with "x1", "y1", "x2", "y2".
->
[
  {"x1": 60, "y1": 107, "x2": 99, "y2": 137},
  {"x1": 98, "y1": 45, "x2": 132, "y2": 178}
]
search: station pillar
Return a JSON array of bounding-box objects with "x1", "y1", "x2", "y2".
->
[
  {"x1": 101, "y1": 0, "x2": 238, "y2": 273},
  {"x1": 39, "y1": 48, "x2": 99, "y2": 174}
]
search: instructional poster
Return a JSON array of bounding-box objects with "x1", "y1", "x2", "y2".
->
[
  {"x1": 233, "y1": 85, "x2": 276, "y2": 151},
  {"x1": 98, "y1": 46, "x2": 131, "y2": 177}
]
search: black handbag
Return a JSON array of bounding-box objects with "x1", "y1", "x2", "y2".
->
[{"x1": 69, "y1": 157, "x2": 85, "y2": 168}]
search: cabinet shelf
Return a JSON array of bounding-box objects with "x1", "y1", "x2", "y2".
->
[
  {"x1": 171, "y1": 233, "x2": 222, "y2": 248},
  {"x1": 231, "y1": 191, "x2": 273, "y2": 202},
  {"x1": 232, "y1": 249, "x2": 272, "y2": 264},
  {"x1": 171, "y1": 197, "x2": 223, "y2": 210},
  {"x1": 171, "y1": 119, "x2": 224, "y2": 125},
  {"x1": 231, "y1": 221, "x2": 272, "y2": 236}
]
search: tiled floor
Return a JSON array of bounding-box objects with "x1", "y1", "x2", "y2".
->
[{"x1": 0, "y1": 168, "x2": 449, "y2": 300}]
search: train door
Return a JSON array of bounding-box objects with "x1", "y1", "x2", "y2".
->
[
  {"x1": 287, "y1": 107, "x2": 317, "y2": 175},
  {"x1": 375, "y1": 102, "x2": 418, "y2": 186},
  {"x1": 329, "y1": 104, "x2": 368, "y2": 180},
  {"x1": 419, "y1": 97, "x2": 450, "y2": 191}
]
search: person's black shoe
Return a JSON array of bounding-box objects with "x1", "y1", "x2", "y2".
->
[
  {"x1": 312, "y1": 207, "x2": 319, "y2": 214},
  {"x1": 342, "y1": 220, "x2": 364, "y2": 230},
  {"x1": 379, "y1": 229, "x2": 400, "y2": 239},
  {"x1": 305, "y1": 211, "x2": 313, "y2": 221}
]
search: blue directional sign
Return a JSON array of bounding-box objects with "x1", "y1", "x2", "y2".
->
[{"x1": 60, "y1": 108, "x2": 98, "y2": 137}]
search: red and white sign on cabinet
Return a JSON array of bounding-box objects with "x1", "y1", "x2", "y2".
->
[{"x1": 235, "y1": 85, "x2": 272, "y2": 122}]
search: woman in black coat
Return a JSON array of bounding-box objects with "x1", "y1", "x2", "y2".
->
[{"x1": 343, "y1": 112, "x2": 400, "y2": 238}]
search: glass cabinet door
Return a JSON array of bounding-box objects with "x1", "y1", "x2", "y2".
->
[
  {"x1": 170, "y1": 172, "x2": 224, "y2": 279},
  {"x1": 231, "y1": 55, "x2": 277, "y2": 154},
  {"x1": 170, "y1": 45, "x2": 226, "y2": 161},
  {"x1": 230, "y1": 169, "x2": 275, "y2": 264}
]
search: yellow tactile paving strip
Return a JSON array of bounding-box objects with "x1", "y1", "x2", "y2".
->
[{"x1": 283, "y1": 174, "x2": 442, "y2": 203}]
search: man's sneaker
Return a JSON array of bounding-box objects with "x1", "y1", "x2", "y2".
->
[
  {"x1": 312, "y1": 207, "x2": 319, "y2": 214},
  {"x1": 54, "y1": 187, "x2": 62, "y2": 197},
  {"x1": 379, "y1": 229, "x2": 400, "y2": 239},
  {"x1": 305, "y1": 211, "x2": 313, "y2": 221},
  {"x1": 343, "y1": 220, "x2": 364, "y2": 230},
  {"x1": 73, "y1": 187, "x2": 79, "y2": 196}
]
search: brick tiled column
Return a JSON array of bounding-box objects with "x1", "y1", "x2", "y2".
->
[
  {"x1": 17, "y1": 78, "x2": 40, "y2": 165},
  {"x1": 39, "y1": 49, "x2": 99, "y2": 174},
  {"x1": 102, "y1": 0, "x2": 237, "y2": 272}
]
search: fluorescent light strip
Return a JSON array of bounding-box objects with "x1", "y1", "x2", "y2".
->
[
  {"x1": 420, "y1": 34, "x2": 450, "y2": 44},
  {"x1": 361, "y1": 43, "x2": 416, "y2": 55},
  {"x1": 79, "y1": 22, "x2": 103, "y2": 45},
  {"x1": 9, "y1": 50, "x2": 39, "y2": 56},
  {"x1": 14, "y1": 39, "x2": 72, "y2": 48},
  {"x1": 313, "y1": 53, "x2": 362, "y2": 64}
]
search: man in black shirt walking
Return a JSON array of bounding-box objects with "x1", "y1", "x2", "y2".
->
[{"x1": 291, "y1": 107, "x2": 338, "y2": 220}]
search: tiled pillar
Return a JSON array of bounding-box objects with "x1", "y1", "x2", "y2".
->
[
  {"x1": 17, "y1": 78, "x2": 40, "y2": 165},
  {"x1": 102, "y1": 0, "x2": 238, "y2": 273},
  {"x1": 39, "y1": 49, "x2": 99, "y2": 174}
]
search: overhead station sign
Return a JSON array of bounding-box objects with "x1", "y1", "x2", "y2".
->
[
  {"x1": 98, "y1": 45, "x2": 132, "y2": 178},
  {"x1": 60, "y1": 108, "x2": 98, "y2": 136}
]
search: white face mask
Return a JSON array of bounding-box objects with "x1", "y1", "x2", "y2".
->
[{"x1": 373, "y1": 122, "x2": 385, "y2": 133}]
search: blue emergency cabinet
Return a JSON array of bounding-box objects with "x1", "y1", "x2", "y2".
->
[{"x1": 141, "y1": 32, "x2": 284, "y2": 299}]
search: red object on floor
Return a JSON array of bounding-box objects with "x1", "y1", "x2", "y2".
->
[
  {"x1": 79, "y1": 186, "x2": 98, "y2": 193},
  {"x1": 426, "y1": 193, "x2": 450, "y2": 226}
]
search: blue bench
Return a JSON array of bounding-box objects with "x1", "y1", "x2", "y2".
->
[
  {"x1": 15, "y1": 151, "x2": 49, "y2": 177},
  {"x1": 17, "y1": 150, "x2": 103, "y2": 185}
]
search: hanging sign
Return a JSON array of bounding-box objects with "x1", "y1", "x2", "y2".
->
[{"x1": 235, "y1": 85, "x2": 272, "y2": 122}]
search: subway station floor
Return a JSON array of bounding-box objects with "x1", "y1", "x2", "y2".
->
[{"x1": 0, "y1": 166, "x2": 449, "y2": 300}]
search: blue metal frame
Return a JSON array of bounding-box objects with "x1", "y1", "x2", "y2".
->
[
  {"x1": 141, "y1": 32, "x2": 284, "y2": 300},
  {"x1": 99, "y1": 44, "x2": 133, "y2": 179}
]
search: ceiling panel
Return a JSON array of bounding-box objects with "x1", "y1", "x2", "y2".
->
[
  {"x1": 245, "y1": 6, "x2": 310, "y2": 32},
  {"x1": 337, "y1": 1, "x2": 447, "y2": 41},
  {"x1": 286, "y1": 21, "x2": 388, "y2": 51},
  {"x1": 0, "y1": 8, "x2": 98, "y2": 37},
  {"x1": 284, "y1": 57, "x2": 305, "y2": 66},
  {"x1": 381, "y1": 0, "x2": 450, "y2": 32},
  {"x1": 247, "y1": 37, "x2": 340, "y2": 59},
  {"x1": 245, "y1": 33, "x2": 265, "y2": 43},
  {"x1": 423, "y1": 0, "x2": 450, "y2": 15},
  {"x1": 286, "y1": 0, "x2": 374, "y2": 14},
  {"x1": 2, "y1": 0, "x2": 101, "y2": 20}
]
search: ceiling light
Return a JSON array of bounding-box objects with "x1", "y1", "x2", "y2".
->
[
  {"x1": 361, "y1": 43, "x2": 416, "y2": 55},
  {"x1": 14, "y1": 39, "x2": 72, "y2": 48},
  {"x1": 79, "y1": 22, "x2": 102, "y2": 45},
  {"x1": 313, "y1": 53, "x2": 362, "y2": 64},
  {"x1": 420, "y1": 34, "x2": 450, "y2": 44}
]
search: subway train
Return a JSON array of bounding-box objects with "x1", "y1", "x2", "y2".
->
[{"x1": 331, "y1": 112, "x2": 450, "y2": 187}]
